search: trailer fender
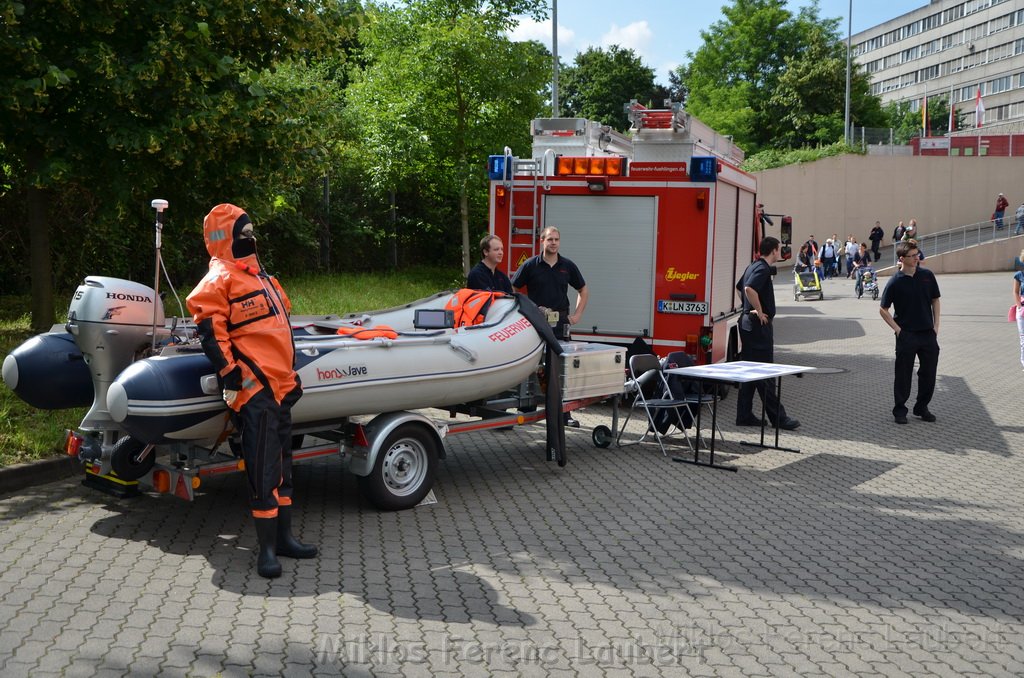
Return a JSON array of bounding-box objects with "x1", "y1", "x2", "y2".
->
[{"x1": 348, "y1": 411, "x2": 447, "y2": 478}]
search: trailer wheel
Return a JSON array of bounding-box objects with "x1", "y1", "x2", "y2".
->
[
  {"x1": 818, "y1": 292, "x2": 824, "y2": 301},
  {"x1": 592, "y1": 425, "x2": 612, "y2": 448},
  {"x1": 359, "y1": 424, "x2": 437, "y2": 511},
  {"x1": 109, "y1": 436, "x2": 155, "y2": 481}
]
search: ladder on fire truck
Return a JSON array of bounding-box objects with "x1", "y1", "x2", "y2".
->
[{"x1": 500, "y1": 146, "x2": 548, "y2": 260}]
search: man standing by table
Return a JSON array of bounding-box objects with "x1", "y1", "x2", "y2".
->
[
  {"x1": 879, "y1": 239, "x2": 941, "y2": 425},
  {"x1": 735, "y1": 236, "x2": 801, "y2": 430}
]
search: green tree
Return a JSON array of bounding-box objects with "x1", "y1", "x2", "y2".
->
[
  {"x1": 884, "y1": 97, "x2": 957, "y2": 144},
  {"x1": 560, "y1": 46, "x2": 666, "y2": 131},
  {"x1": 346, "y1": 0, "x2": 550, "y2": 274},
  {"x1": 0, "y1": 0, "x2": 351, "y2": 330},
  {"x1": 678, "y1": 0, "x2": 884, "y2": 153},
  {"x1": 769, "y1": 18, "x2": 884, "y2": 147}
]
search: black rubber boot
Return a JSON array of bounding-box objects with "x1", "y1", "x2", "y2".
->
[
  {"x1": 254, "y1": 517, "x2": 282, "y2": 578},
  {"x1": 276, "y1": 505, "x2": 318, "y2": 559}
]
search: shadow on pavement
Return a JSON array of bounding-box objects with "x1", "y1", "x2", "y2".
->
[
  {"x1": 83, "y1": 440, "x2": 1024, "y2": 627},
  {"x1": 88, "y1": 461, "x2": 536, "y2": 628}
]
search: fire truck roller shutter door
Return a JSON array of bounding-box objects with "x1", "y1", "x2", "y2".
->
[{"x1": 542, "y1": 195, "x2": 657, "y2": 337}]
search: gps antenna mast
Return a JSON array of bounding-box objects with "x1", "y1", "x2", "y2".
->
[{"x1": 150, "y1": 199, "x2": 169, "y2": 351}]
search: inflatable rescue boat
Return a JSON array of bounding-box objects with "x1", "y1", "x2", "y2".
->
[{"x1": 3, "y1": 276, "x2": 553, "y2": 446}]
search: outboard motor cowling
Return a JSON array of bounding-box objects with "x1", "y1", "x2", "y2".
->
[{"x1": 66, "y1": 276, "x2": 170, "y2": 431}]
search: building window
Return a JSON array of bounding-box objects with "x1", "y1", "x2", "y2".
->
[
  {"x1": 991, "y1": 75, "x2": 1012, "y2": 94},
  {"x1": 989, "y1": 13, "x2": 1012, "y2": 35}
]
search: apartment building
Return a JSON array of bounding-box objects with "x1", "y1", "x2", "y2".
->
[{"x1": 852, "y1": 0, "x2": 1024, "y2": 132}]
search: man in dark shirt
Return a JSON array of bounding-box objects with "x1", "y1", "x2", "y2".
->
[
  {"x1": 466, "y1": 235, "x2": 513, "y2": 293},
  {"x1": 879, "y1": 239, "x2": 941, "y2": 424},
  {"x1": 869, "y1": 221, "x2": 884, "y2": 260},
  {"x1": 735, "y1": 236, "x2": 800, "y2": 430},
  {"x1": 512, "y1": 226, "x2": 589, "y2": 427},
  {"x1": 511, "y1": 226, "x2": 588, "y2": 341}
]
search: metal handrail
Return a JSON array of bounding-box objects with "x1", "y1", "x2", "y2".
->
[{"x1": 879, "y1": 217, "x2": 1022, "y2": 268}]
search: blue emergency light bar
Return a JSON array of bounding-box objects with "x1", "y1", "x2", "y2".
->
[
  {"x1": 487, "y1": 155, "x2": 512, "y2": 181},
  {"x1": 689, "y1": 156, "x2": 718, "y2": 182}
]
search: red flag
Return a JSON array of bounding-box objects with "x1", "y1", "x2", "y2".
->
[
  {"x1": 948, "y1": 100, "x2": 956, "y2": 133},
  {"x1": 975, "y1": 87, "x2": 985, "y2": 127}
]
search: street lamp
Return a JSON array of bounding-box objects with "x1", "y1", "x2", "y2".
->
[
  {"x1": 551, "y1": 0, "x2": 559, "y2": 117},
  {"x1": 844, "y1": 0, "x2": 852, "y2": 145}
]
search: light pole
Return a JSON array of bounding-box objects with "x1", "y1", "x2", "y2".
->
[
  {"x1": 844, "y1": 0, "x2": 852, "y2": 145},
  {"x1": 551, "y1": 0, "x2": 559, "y2": 117}
]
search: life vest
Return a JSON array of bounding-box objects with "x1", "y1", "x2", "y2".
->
[
  {"x1": 335, "y1": 325, "x2": 398, "y2": 339},
  {"x1": 444, "y1": 289, "x2": 505, "y2": 327}
]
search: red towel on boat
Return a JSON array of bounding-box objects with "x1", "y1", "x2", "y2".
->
[{"x1": 336, "y1": 325, "x2": 398, "y2": 339}]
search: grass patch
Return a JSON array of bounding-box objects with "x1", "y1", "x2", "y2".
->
[{"x1": 0, "y1": 267, "x2": 463, "y2": 467}]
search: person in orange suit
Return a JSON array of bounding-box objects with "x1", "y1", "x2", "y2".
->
[{"x1": 186, "y1": 203, "x2": 317, "y2": 578}]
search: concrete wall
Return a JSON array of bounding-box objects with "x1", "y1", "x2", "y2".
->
[{"x1": 754, "y1": 155, "x2": 1024, "y2": 252}]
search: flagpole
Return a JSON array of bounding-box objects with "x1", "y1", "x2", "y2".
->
[
  {"x1": 948, "y1": 84, "x2": 953, "y2": 156},
  {"x1": 921, "y1": 87, "x2": 927, "y2": 139}
]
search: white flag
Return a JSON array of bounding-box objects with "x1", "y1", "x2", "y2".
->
[{"x1": 975, "y1": 86, "x2": 985, "y2": 128}]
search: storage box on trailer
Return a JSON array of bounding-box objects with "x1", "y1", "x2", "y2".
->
[{"x1": 559, "y1": 341, "x2": 626, "y2": 401}]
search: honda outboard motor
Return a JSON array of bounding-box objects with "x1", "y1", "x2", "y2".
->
[{"x1": 65, "y1": 276, "x2": 170, "y2": 431}]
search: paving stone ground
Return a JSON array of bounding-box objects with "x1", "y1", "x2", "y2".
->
[{"x1": 1, "y1": 271, "x2": 1022, "y2": 677}]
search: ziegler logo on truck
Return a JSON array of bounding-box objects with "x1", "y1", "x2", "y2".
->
[{"x1": 664, "y1": 268, "x2": 700, "y2": 283}]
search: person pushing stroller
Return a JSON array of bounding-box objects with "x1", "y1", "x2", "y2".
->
[{"x1": 851, "y1": 243, "x2": 877, "y2": 299}]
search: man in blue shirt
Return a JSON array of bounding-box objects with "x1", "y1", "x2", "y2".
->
[
  {"x1": 466, "y1": 235, "x2": 513, "y2": 293},
  {"x1": 512, "y1": 226, "x2": 589, "y2": 428},
  {"x1": 735, "y1": 236, "x2": 800, "y2": 430},
  {"x1": 879, "y1": 239, "x2": 941, "y2": 424},
  {"x1": 511, "y1": 227, "x2": 588, "y2": 341}
]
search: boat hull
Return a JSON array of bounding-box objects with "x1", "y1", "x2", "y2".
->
[
  {"x1": 107, "y1": 295, "x2": 547, "y2": 443},
  {"x1": 2, "y1": 332, "x2": 94, "y2": 410}
]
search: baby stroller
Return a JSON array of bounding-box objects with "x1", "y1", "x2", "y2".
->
[
  {"x1": 793, "y1": 262, "x2": 823, "y2": 301},
  {"x1": 856, "y1": 266, "x2": 878, "y2": 300}
]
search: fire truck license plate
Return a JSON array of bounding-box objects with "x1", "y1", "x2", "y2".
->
[{"x1": 657, "y1": 300, "x2": 708, "y2": 315}]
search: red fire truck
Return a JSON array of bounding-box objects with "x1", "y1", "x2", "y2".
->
[{"x1": 488, "y1": 103, "x2": 766, "y2": 364}]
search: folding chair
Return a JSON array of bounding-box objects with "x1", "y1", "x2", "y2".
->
[
  {"x1": 663, "y1": 351, "x2": 724, "y2": 446},
  {"x1": 616, "y1": 353, "x2": 697, "y2": 456}
]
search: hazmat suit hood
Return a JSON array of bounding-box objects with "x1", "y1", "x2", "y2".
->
[{"x1": 203, "y1": 203, "x2": 258, "y2": 264}]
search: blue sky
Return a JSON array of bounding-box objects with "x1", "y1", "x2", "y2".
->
[{"x1": 509, "y1": 0, "x2": 927, "y2": 85}]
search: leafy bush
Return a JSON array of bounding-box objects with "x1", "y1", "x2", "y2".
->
[{"x1": 741, "y1": 142, "x2": 865, "y2": 173}]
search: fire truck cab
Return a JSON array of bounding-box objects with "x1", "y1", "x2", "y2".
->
[{"x1": 487, "y1": 102, "x2": 762, "y2": 364}]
